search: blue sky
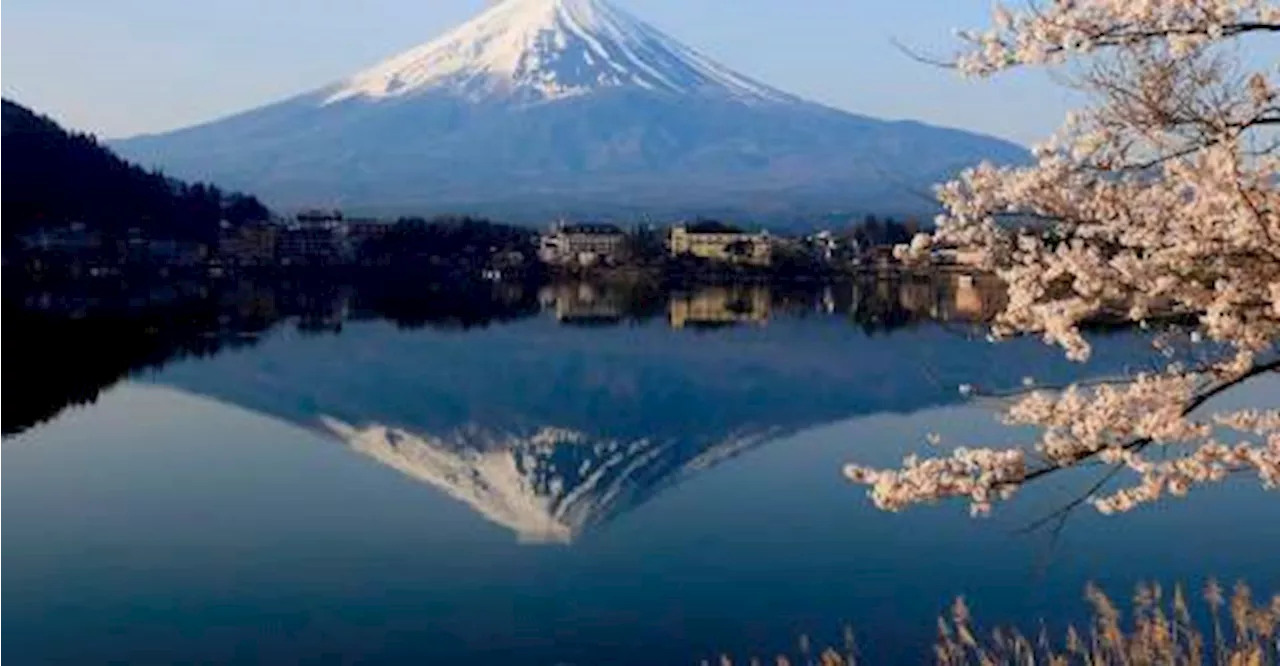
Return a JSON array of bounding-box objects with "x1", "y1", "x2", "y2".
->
[{"x1": 1, "y1": 0, "x2": 1077, "y2": 145}]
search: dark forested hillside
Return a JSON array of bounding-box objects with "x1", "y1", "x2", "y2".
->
[{"x1": 1, "y1": 99, "x2": 269, "y2": 244}]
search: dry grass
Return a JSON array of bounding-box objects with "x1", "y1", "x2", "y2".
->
[
  {"x1": 709, "y1": 581, "x2": 1279, "y2": 666},
  {"x1": 702, "y1": 627, "x2": 859, "y2": 666},
  {"x1": 935, "y1": 581, "x2": 1279, "y2": 666}
]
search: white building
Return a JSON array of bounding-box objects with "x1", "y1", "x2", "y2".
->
[{"x1": 538, "y1": 222, "x2": 627, "y2": 266}]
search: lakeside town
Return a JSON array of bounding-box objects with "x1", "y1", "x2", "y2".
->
[{"x1": 10, "y1": 208, "x2": 977, "y2": 282}]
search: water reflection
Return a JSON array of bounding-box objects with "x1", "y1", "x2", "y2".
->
[
  {"x1": 535, "y1": 272, "x2": 1007, "y2": 332},
  {"x1": 4, "y1": 273, "x2": 1004, "y2": 437},
  {"x1": 322, "y1": 419, "x2": 784, "y2": 544},
  {"x1": 7, "y1": 275, "x2": 1269, "y2": 666},
  {"x1": 6, "y1": 273, "x2": 1149, "y2": 546},
  {"x1": 668, "y1": 286, "x2": 771, "y2": 329},
  {"x1": 4, "y1": 273, "x2": 1155, "y2": 545}
]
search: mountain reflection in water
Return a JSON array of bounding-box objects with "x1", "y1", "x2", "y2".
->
[
  {"x1": 6, "y1": 273, "x2": 1152, "y2": 544},
  {"x1": 10, "y1": 273, "x2": 1270, "y2": 666}
]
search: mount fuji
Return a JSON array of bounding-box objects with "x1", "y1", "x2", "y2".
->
[{"x1": 112, "y1": 0, "x2": 1026, "y2": 220}]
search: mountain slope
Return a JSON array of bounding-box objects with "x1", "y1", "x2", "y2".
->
[
  {"x1": 112, "y1": 0, "x2": 1026, "y2": 220},
  {"x1": 1, "y1": 99, "x2": 268, "y2": 243}
]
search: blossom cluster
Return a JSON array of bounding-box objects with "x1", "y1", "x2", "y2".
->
[
  {"x1": 843, "y1": 448, "x2": 1026, "y2": 516},
  {"x1": 1003, "y1": 372, "x2": 1208, "y2": 459},
  {"x1": 1092, "y1": 436, "x2": 1280, "y2": 514},
  {"x1": 849, "y1": 369, "x2": 1279, "y2": 516},
  {"x1": 847, "y1": 0, "x2": 1280, "y2": 517},
  {"x1": 954, "y1": 1, "x2": 1280, "y2": 76}
]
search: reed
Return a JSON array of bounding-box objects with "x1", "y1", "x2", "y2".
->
[{"x1": 708, "y1": 581, "x2": 1279, "y2": 666}]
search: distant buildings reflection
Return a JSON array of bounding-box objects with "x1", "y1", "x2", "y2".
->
[
  {"x1": 668, "y1": 286, "x2": 771, "y2": 329},
  {"x1": 541, "y1": 272, "x2": 1005, "y2": 331},
  {"x1": 6, "y1": 271, "x2": 1005, "y2": 437},
  {"x1": 540, "y1": 282, "x2": 627, "y2": 325}
]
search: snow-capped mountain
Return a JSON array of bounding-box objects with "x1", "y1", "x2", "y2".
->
[
  {"x1": 321, "y1": 418, "x2": 782, "y2": 543},
  {"x1": 112, "y1": 0, "x2": 1026, "y2": 219},
  {"x1": 322, "y1": 0, "x2": 792, "y2": 106}
]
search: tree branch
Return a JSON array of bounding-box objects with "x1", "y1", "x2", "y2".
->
[{"x1": 1017, "y1": 357, "x2": 1280, "y2": 486}]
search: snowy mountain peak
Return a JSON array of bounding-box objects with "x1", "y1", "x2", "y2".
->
[
  {"x1": 318, "y1": 416, "x2": 779, "y2": 544},
  {"x1": 322, "y1": 0, "x2": 791, "y2": 105},
  {"x1": 112, "y1": 0, "x2": 1029, "y2": 215}
]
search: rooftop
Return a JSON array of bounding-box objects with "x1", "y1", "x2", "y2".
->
[
  {"x1": 683, "y1": 220, "x2": 745, "y2": 234},
  {"x1": 557, "y1": 223, "x2": 625, "y2": 235}
]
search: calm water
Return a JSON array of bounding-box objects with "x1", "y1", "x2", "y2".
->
[{"x1": 4, "y1": 277, "x2": 1278, "y2": 665}]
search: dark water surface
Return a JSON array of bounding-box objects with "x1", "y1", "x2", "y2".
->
[{"x1": 4, "y1": 278, "x2": 1277, "y2": 665}]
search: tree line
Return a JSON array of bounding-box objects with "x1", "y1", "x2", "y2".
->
[{"x1": 1, "y1": 99, "x2": 269, "y2": 247}]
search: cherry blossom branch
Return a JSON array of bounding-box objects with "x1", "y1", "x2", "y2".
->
[
  {"x1": 847, "y1": 0, "x2": 1280, "y2": 519},
  {"x1": 845, "y1": 358, "x2": 1278, "y2": 515},
  {"x1": 1018, "y1": 357, "x2": 1280, "y2": 486},
  {"x1": 1014, "y1": 463, "x2": 1127, "y2": 535}
]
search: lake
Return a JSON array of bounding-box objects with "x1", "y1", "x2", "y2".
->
[{"x1": 4, "y1": 275, "x2": 1277, "y2": 665}]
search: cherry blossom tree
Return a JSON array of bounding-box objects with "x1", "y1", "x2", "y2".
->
[{"x1": 845, "y1": 1, "x2": 1280, "y2": 517}]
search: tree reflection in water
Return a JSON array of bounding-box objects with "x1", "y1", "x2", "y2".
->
[{"x1": 3, "y1": 272, "x2": 1004, "y2": 437}]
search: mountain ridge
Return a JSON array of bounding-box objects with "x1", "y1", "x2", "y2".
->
[{"x1": 111, "y1": 0, "x2": 1027, "y2": 220}]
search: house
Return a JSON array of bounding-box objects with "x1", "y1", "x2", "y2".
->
[
  {"x1": 538, "y1": 222, "x2": 627, "y2": 266},
  {"x1": 668, "y1": 220, "x2": 771, "y2": 266},
  {"x1": 806, "y1": 229, "x2": 861, "y2": 265},
  {"x1": 295, "y1": 209, "x2": 345, "y2": 227},
  {"x1": 278, "y1": 226, "x2": 342, "y2": 266},
  {"x1": 274, "y1": 210, "x2": 350, "y2": 265},
  {"x1": 218, "y1": 222, "x2": 278, "y2": 267}
]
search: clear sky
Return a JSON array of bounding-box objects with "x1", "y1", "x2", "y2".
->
[{"x1": 1, "y1": 0, "x2": 1078, "y2": 145}]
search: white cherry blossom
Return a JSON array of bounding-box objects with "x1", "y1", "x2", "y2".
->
[{"x1": 847, "y1": 0, "x2": 1280, "y2": 517}]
